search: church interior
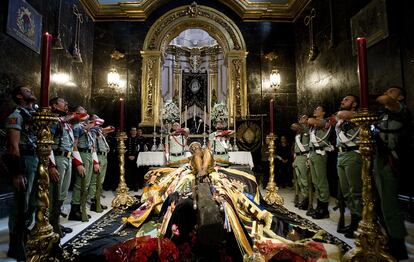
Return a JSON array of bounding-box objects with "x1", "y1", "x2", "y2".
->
[{"x1": 1, "y1": 0, "x2": 414, "y2": 261}]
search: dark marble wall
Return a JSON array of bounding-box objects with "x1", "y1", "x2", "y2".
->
[
  {"x1": 0, "y1": 0, "x2": 94, "y2": 199},
  {"x1": 91, "y1": 0, "x2": 298, "y2": 137},
  {"x1": 0, "y1": 0, "x2": 94, "y2": 119},
  {"x1": 294, "y1": 0, "x2": 414, "y2": 116}
]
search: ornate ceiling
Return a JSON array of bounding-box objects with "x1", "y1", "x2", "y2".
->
[{"x1": 80, "y1": 0, "x2": 311, "y2": 21}]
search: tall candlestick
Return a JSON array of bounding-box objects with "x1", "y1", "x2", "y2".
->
[
  {"x1": 269, "y1": 99, "x2": 274, "y2": 134},
  {"x1": 185, "y1": 106, "x2": 187, "y2": 128},
  {"x1": 357, "y1": 37, "x2": 369, "y2": 109},
  {"x1": 40, "y1": 32, "x2": 52, "y2": 108},
  {"x1": 203, "y1": 106, "x2": 206, "y2": 133},
  {"x1": 119, "y1": 98, "x2": 125, "y2": 132}
]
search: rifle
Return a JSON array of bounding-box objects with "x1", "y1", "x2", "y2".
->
[
  {"x1": 80, "y1": 176, "x2": 88, "y2": 222},
  {"x1": 306, "y1": 161, "x2": 314, "y2": 216},
  {"x1": 334, "y1": 184, "x2": 347, "y2": 233},
  {"x1": 293, "y1": 167, "x2": 300, "y2": 207}
]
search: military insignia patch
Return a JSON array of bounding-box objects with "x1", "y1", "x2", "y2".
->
[{"x1": 8, "y1": 117, "x2": 18, "y2": 125}]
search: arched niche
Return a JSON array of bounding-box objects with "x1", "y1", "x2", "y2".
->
[{"x1": 140, "y1": 2, "x2": 248, "y2": 128}]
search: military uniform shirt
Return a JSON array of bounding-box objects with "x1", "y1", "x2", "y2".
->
[
  {"x1": 6, "y1": 107, "x2": 37, "y2": 150},
  {"x1": 74, "y1": 123, "x2": 94, "y2": 149},
  {"x1": 51, "y1": 117, "x2": 74, "y2": 152},
  {"x1": 294, "y1": 125, "x2": 310, "y2": 153}
]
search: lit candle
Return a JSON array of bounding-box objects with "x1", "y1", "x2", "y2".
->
[
  {"x1": 203, "y1": 106, "x2": 206, "y2": 133},
  {"x1": 40, "y1": 32, "x2": 52, "y2": 108},
  {"x1": 357, "y1": 37, "x2": 369, "y2": 109},
  {"x1": 185, "y1": 106, "x2": 187, "y2": 128},
  {"x1": 119, "y1": 98, "x2": 125, "y2": 132},
  {"x1": 269, "y1": 99, "x2": 274, "y2": 133}
]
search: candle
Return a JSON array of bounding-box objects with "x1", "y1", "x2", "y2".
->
[
  {"x1": 203, "y1": 106, "x2": 206, "y2": 133},
  {"x1": 357, "y1": 37, "x2": 369, "y2": 109},
  {"x1": 153, "y1": 118, "x2": 156, "y2": 134},
  {"x1": 185, "y1": 106, "x2": 187, "y2": 128},
  {"x1": 269, "y1": 99, "x2": 274, "y2": 133},
  {"x1": 193, "y1": 106, "x2": 196, "y2": 121},
  {"x1": 234, "y1": 105, "x2": 236, "y2": 132},
  {"x1": 119, "y1": 98, "x2": 125, "y2": 132},
  {"x1": 40, "y1": 32, "x2": 52, "y2": 107}
]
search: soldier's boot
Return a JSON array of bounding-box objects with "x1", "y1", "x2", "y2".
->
[
  {"x1": 312, "y1": 201, "x2": 329, "y2": 219},
  {"x1": 58, "y1": 201, "x2": 73, "y2": 234},
  {"x1": 337, "y1": 224, "x2": 350, "y2": 234},
  {"x1": 298, "y1": 197, "x2": 309, "y2": 210},
  {"x1": 90, "y1": 199, "x2": 107, "y2": 212},
  {"x1": 306, "y1": 199, "x2": 320, "y2": 217},
  {"x1": 388, "y1": 237, "x2": 408, "y2": 261},
  {"x1": 7, "y1": 233, "x2": 26, "y2": 261},
  {"x1": 68, "y1": 204, "x2": 82, "y2": 221},
  {"x1": 344, "y1": 214, "x2": 361, "y2": 238}
]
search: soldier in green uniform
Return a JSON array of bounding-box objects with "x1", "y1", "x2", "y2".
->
[
  {"x1": 165, "y1": 122, "x2": 189, "y2": 165},
  {"x1": 208, "y1": 120, "x2": 234, "y2": 166},
  {"x1": 88, "y1": 114, "x2": 114, "y2": 212},
  {"x1": 69, "y1": 106, "x2": 100, "y2": 221},
  {"x1": 291, "y1": 115, "x2": 310, "y2": 210},
  {"x1": 334, "y1": 95, "x2": 362, "y2": 238},
  {"x1": 374, "y1": 86, "x2": 409, "y2": 260},
  {"x1": 5, "y1": 86, "x2": 38, "y2": 261},
  {"x1": 48, "y1": 97, "x2": 74, "y2": 237},
  {"x1": 307, "y1": 105, "x2": 333, "y2": 219}
]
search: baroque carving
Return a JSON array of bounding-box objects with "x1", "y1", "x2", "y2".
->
[
  {"x1": 232, "y1": 59, "x2": 242, "y2": 116},
  {"x1": 145, "y1": 58, "x2": 155, "y2": 121},
  {"x1": 148, "y1": 5, "x2": 241, "y2": 51}
]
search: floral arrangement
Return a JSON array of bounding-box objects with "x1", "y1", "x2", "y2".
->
[
  {"x1": 210, "y1": 102, "x2": 228, "y2": 127},
  {"x1": 161, "y1": 100, "x2": 180, "y2": 124},
  {"x1": 104, "y1": 235, "x2": 179, "y2": 262}
]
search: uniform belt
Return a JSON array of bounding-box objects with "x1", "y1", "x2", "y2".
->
[
  {"x1": 78, "y1": 148, "x2": 93, "y2": 153},
  {"x1": 310, "y1": 147, "x2": 323, "y2": 151},
  {"x1": 20, "y1": 148, "x2": 36, "y2": 156},
  {"x1": 337, "y1": 146, "x2": 359, "y2": 152},
  {"x1": 170, "y1": 152, "x2": 184, "y2": 157},
  {"x1": 296, "y1": 151, "x2": 309, "y2": 156},
  {"x1": 97, "y1": 151, "x2": 108, "y2": 156},
  {"x1": 214, "y1": 151, "x2": 227, "y2": 155},
  {"x1": 53, "y1": 149, "x2": 72, "y2": 158}
]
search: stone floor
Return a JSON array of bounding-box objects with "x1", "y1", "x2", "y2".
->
[{"x1": 0, "y1": 187, "x2": 413, "y2": 261}]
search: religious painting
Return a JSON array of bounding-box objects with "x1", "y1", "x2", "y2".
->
[
  {"x1": 350, "y1": 0, "x2": 388, "y2": 55},
  {"x1": 182, "y1": 72, "x2": 207, "y2": 109},
  {"x1": 6, "y1": 0, "x2": 42, "y2": 54}
]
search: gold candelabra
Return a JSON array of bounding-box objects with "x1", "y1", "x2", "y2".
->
[
  {"x1": 112, "y1": 131, "x2": 136, "y2": 208},
  {"x1": 264, "y1": 133, "x2": 284, "y2": 205},
  {"x1": 343, "y1": 109, "x2": 394, "y2": 261},
  {"x1": 26, "y1": 107, "x2": 60, "y2": 262}
]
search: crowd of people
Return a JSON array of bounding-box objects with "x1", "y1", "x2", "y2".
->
[
  {"x1": 2, "y1": 84, "x2": 411, "y2": 261},
  {"x1": 289, "y1": 87, "x2": 410, "y2": 260}
]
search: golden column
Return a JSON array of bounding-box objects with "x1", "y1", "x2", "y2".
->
[
  {"x1": 111, "y1": 131, "x2": 136, "y2": 208},
  {"x1": 342, "y1": 110, "x2": 394, "y2": 261},
  {"x1": 27, "y1": 108, "x2": 60, "y2": 261}
]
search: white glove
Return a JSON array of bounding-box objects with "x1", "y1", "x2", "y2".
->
[{"x1": 165, "y1": 153, "x2": 169, "y2": 162}]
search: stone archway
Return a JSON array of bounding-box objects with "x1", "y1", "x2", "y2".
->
[{"x1": 140, "y1": 2, "x2": 248, "y2": 127}]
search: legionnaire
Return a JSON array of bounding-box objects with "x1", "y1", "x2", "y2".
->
[
  {"x1": 291, "y1": 115, "x2": 310, "y2": 210},
  {"x1": 68, "y1": 106, "x2": 100, "y2": 222},
  {"x1": 208, "y1": 120, "x2": 234, "y2": 166},
  {"x1": 334, "y1": 95, "x2": 362, "y2": 238},
  {"x1": 373, "y1": 86, "x2": 410, "y2": 260},
  {"x1": 88, "y1": 115, "x2": 114, "y2": 212},
  {"x1": 4, "y1": 86, "x2": 38, "y2": 261},
  {"x1": 165, "y1": 122, "x2": 189, "y2": 165},
  {"x1": 48, "y1": 97, "x2": 74, "y2": 237},
  {"x1": 307, "y1": 105, "x2": 333, "y2": 219}
]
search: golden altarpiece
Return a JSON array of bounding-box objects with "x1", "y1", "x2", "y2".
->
[{"x1": 139, "y1": 3, "x2": 248, "y2": 128}]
